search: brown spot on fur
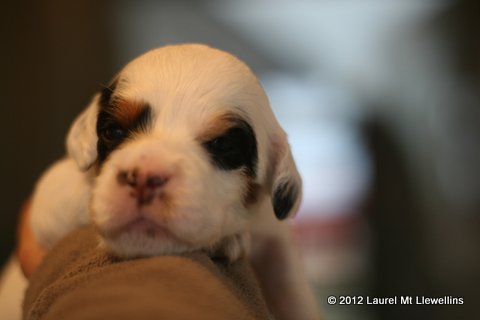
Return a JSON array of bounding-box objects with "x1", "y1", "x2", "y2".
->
[
  {"x1": 109, "y1": 99, "x2": 147, "y2": 128},
  {"x1": 97, "y1": 97, "x2": 152, "y2": 164},
  {"x1": 198, "y1": 112, "x2": 239, "y2": 142}
]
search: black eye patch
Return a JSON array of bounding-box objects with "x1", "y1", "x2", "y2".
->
[
  {"x1": 96, "y1": 111, "x2": 126, "y2": 162},
  {"x1": 96, "y1": 83, "x2": 152, "y2": 163},
  {"x1": 203, "y1": 119, "x2": 257, "y2": 177}
]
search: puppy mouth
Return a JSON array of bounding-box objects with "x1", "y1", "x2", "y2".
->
[{"x1": 106, "y1": 216, "x2": 177, "y2": 240}]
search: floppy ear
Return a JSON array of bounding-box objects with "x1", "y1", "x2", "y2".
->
[
  {"x1": 66, "y1": 94, "x2": 100, "y2": 171},
  {"x1": 270, "y1": 133, "x2": 303, "y2": 220}
]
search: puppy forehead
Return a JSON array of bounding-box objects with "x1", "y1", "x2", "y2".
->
[
  {"x1": 113, "y1": 45, "x2": 267, "y2": 124},
  {"x1": 121, "y1": 44, "x2": 255, "y2": 90}
]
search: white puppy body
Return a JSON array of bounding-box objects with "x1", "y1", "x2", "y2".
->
[
  {"x1": 30, "y1": 158, "x2": 92, "y2": 249},
  {"x1": 25, "y1": 44, "x2": 320, "y2": 319}
]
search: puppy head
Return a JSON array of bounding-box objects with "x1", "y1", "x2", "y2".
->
[{"x1": 66, "y1": 44, "x2": 302, "y2": 258}]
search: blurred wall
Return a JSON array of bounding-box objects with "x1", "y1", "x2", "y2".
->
[
  {"x1": 366, "y1": 1, "x2": 480, "y2": 318},
  {"x1": 0, "y1": 0, "x2": 113, "y2": 265}
]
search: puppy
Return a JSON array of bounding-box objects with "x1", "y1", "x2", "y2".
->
[{"x1": 28, "y1": 44, "x2": 321, "y2": 319}]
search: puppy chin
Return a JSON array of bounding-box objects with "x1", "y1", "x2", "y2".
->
[{"x1": 98, "y1": 225, "x2": 197, "y2": 258}]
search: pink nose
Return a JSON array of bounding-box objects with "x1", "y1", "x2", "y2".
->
[{"x1": 117, "y1": 168, "x2": 169, "y2": 206}]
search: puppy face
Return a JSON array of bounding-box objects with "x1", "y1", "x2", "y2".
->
[{"x1": 66, "y1": 44, "x2": 301, "y2": 258}]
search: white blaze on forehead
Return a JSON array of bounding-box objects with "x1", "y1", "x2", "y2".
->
[
  {"x1": 120, "y1": 46, "x2": 263, "y2": 119},
  {"x1": 118, "y1": 44, "x2": 266, "y2": 115}
]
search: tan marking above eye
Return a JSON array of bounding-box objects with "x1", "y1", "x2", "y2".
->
[
  {"x1": 198, "y1": 112, "x2": 244, "y2": 142},
  {"x1": 109, "y1": 99, "x2": 148, "y2": 128}
]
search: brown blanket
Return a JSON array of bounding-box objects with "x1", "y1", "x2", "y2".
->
[{"x1": 23, "y1": 226, "x2": 271, "y2": 320}]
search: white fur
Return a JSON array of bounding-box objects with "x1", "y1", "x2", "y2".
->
[
  {"x1": 61, "y1": 44, "x2": 302, "y2": 261},
  {"x1": 66, "y1": 95, "x2": 100, "y2": 171},
  {"x1": 92, "y1": 136, "x2": 248, "y2": 258},
  {"x1": 25, "y1": 44, "x2": 320, "y2": 319},
  {"x1": 30, "y1": 157, "x2": 92, "y2": 248}
]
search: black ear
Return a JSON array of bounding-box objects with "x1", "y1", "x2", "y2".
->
[
  {"x1": 269, "y1": 134, "x2": 302, "y2": 220},
  {"x1": 273, "y1": 181, "x2": 300, "y2": 220}
]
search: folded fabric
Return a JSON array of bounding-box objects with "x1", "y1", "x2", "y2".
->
[{"x1": 23, "y1": 226, "x2": 270, "y2": 320}]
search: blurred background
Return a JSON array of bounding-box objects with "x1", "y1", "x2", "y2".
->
[{"x1": 1, "y1": 0, "x2": 479, "y2": 319}]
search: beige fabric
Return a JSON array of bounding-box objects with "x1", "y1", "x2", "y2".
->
[{"x1": 23, "y1": 226, "x2": 270, "y2": 320}]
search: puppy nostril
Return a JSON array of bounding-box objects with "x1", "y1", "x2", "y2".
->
[
  {"x1": 130, "y1": 168, "x2": 139, "y2": 183},
  {"x1": 117, "y1": 171, "x2": 128, "y2": 185},
  {"x1": 117, "y1": 169, "x2": 168, "y2": 190},
  {"x1": 117, "y1": 170, "x2": 168, "y2": 206},
  {"x1": 117, "y1": 169, "x2": 139, "y2": 188},
  {"x1": 145, "y1": 175, "x2": 168, "y2": 189}
]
